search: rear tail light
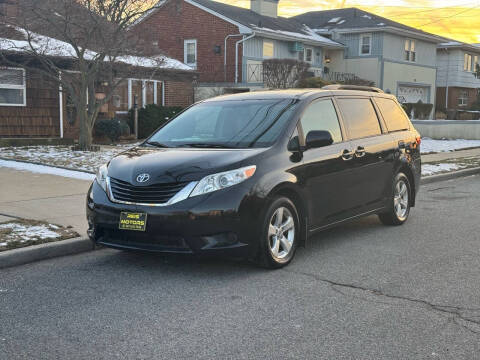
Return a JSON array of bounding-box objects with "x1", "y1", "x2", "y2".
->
[{"x1": 416, "y1": 136, "x2": 422, "y2": 145}]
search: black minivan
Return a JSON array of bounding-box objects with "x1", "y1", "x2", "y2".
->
[{"x1": 87, "y1": 85, "x2": 421, "y2": 268}]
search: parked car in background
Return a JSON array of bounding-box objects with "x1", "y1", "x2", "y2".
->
[{"x1": 87, "y1": 86, "x2": 421, "y2": 268}]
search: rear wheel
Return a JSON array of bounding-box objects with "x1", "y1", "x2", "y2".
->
[
  {"x1": 379, "y1": 173, "x2": 411, "y2": 226},
  {"x1": 256, "y1": 197, "x2": 299, "y2": 269}
]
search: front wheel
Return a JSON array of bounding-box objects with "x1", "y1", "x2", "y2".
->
[
  {"x1": 256, "y1": 197, "x2": 299, "y2": 269},
  {"x1": 379, "y1": 173, "x2": 411, "y2": 226}
]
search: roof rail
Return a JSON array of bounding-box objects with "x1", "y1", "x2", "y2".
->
[{"x1": 322, "y1": 85, "x2": 384, "y2": 93}]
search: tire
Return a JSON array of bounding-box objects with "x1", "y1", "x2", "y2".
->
[
  {"x1": 378, "y1": 172, "x2": 411, "y2": 226},
  {"x1": 256, "y1": 196, "x2": 300, "y2": 269}
]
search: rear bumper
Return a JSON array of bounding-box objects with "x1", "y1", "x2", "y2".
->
[{"x1": 86, "y1": 181, "x2": 260, "y2": 256}]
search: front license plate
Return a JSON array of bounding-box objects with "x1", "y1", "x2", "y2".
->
[{"x1": 119, "y1": 212, "x2": 147, "y2": 232}]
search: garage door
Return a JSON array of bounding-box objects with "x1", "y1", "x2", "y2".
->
[{"x1": 397, "y1": 85, "x2": 429, "y2": 104}]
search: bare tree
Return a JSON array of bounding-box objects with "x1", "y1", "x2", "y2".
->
[
  {"x1": 1, "y1": 0, "x2": 163, "y2": 150},
  {"x1": 262, "y1": 59, "x2": 310, "y2": 89}
]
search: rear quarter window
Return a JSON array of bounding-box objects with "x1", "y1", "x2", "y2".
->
[
  {"x1": 375, "y1": 97, "x2": 410, "y2": 132},
  {"x1": 336, "y1": 98, "x2": 381, "y2": 140}
]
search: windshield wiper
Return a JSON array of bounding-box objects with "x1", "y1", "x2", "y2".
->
[
  {"x1": 180, "y1": 143, "x2": 234, "y2": 149},
  {"x1": 144, "y1": 141, "x2": 170, "y2": 148}
]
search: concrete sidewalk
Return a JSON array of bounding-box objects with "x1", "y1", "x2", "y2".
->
[
  {"x1": 0, "y1": 167, "x2": 90, "y2": 235},
  {"x1": 422, "y1": 147, "x2": 480, "y2": 163}
]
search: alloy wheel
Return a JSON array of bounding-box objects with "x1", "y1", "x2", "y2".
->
[
  {"x1": 268, "y1": 207, "x2": 295, "y2": 261},
  {"x1": 394, "y1": 179, "x2": 409, "y2": 221}
]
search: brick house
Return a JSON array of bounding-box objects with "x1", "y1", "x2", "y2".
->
[
  {"x1": 131, "y1": 0, "x2": 344, "y2": 99},
  {"x1": 436, "y1": 42, "x2": 480, "y2": 111},
  {"x1": 0, "y1": 25, "x2": 195, "y2": 139}
]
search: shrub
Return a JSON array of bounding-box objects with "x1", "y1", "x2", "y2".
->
[
  {"x1": 402, "y1": 101, "x2": 433, "y2": 119},
  {"x1": 128, "y1": 104, "x2": 184, "y2": 139},
  {"x1": 94, "y1": 119, "x2": 129, "y2": 142},
  {"x1": 262, "y1": 59, "x2": 310, "y2": 89}
]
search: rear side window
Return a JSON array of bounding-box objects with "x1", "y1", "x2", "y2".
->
[
  {"x1": 375, "y1": 98, "x2": 410, "y2": 132},
  {"x1": 336, "y1": 98, "x2": 381, "y2": 140},
  {"x1": 300, "y1": 99, "x2": 343, "y2": 143}
]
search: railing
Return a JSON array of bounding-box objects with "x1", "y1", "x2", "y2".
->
[{"x1": 324, "y1": 71, "x2": 362, "y2": 83}]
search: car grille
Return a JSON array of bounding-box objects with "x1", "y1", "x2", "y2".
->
[{"x1": 108, "y1": 177, "x2": 188, "y2": 204}]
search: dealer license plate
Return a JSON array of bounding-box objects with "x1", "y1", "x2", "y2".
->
[{"x1": 119, "y1": 212, "x2": 147, "y2": 232}]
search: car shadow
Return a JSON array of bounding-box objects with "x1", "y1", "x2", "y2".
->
[{"x1": 92, "y1": 215, "x2": 386, "y2": 277}]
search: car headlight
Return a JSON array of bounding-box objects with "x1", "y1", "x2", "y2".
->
[
  {"x1": 96, "y1": 164, "x2": 108, "y2": 193},
  {"x1": 190, "y1": 166, "x2": 256, "y2": 197}
]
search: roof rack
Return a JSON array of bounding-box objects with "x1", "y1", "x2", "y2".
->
[{"x1": 322, "y1": 85, "x2": 384, "y2": 93}]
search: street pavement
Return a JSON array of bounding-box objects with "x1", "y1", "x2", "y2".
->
[
  {"x1": 0, "y1": 167, "x2": 90, "y2": 234},
  {"x1": 1, "y1": 175, "x2": 479, "y2": 359}
]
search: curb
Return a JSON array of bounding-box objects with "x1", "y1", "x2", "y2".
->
[
  {"x1": 421, "y1": 166, "x2": 480, "y2": 185},
  {"x1": 0, "y1": 237, "x2": 95, "y2": 269}
]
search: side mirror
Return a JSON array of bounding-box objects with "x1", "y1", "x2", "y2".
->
[{"x1": 305, "y1": 130, "x2": 333, "y2": 149}]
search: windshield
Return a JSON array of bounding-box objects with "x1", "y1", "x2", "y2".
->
[{"x1": 145, "y1": 99, "x2": 298, "y2": 149}]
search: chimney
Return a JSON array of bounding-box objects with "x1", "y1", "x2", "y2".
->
[{"x1": 250, "y1": 0, "x2": 279, "y2": 18}]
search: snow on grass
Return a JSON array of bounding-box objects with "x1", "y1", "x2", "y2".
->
[
  {"x1": 0, "y1": 220, "x2": 79, "y2": 252},
  {"x1": 0, "y1": 143, "x2": 138, "y2": 173},
  {"x1": 0, "y1": 159, "x2": 95, "y2": 181},
  {"x1": 422, "y1": 163, "x2": 466, "y2": 176},
  {"x1": 421, "y1": 138, "x2": 480, "y2": 154}
]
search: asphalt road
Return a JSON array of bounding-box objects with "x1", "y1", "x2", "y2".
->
[{"x1": 1, "y1": 175, "x2": 480, "y2": 360}]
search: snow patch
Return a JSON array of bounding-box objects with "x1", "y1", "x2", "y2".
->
[
  {"x1": 0, "y1": 159, "x2": 95, "y2": 181},
  {"x1": 0, "y1": 223, "x2": 60, "y2": 241},
  {"x1": 0, "y1": 26, "x2": 192, "y2": 71},
  {"x1": 422, "y1": 163, "x2": 464, "y2": 176}
]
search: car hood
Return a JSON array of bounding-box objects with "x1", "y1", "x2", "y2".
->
[{"x1": 107, "y1": 146, "x2": 267, "y2": 184}]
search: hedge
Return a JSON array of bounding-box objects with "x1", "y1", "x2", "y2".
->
[
  {"x1": 94, "y1": 119, "x2": 130, "y2": 142},
  {"x1": 128, "y1": 104, "x2": 184, "y2": 139}
]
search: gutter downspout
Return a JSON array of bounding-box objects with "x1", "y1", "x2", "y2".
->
[
  {"x1": 235, "y1": 33, "x2": 256, "y2": 84},
  {"x1": 444, "y1": 48, "x2": 450, "y2": 111},
  {"x1": 225, "y1": 34, "x2": 244, "y2": 82}
]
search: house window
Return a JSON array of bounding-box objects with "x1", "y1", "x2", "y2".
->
[
  {"x1": 464, "y1": 53, "x2": 472, "y2": 72},
  {"x1": 305, "y1": 48, "x2": 313, "y2": 63},
  {"x1": 184, "y1": 39, "x2": 197, "y2": 68},
  {"x1": 263, "y1": 40, "x2": 274, "y2": 58},
  {"x1": 405, "y1": 39, "x2": 416, "y2": 62},
  {"x1": 458, "y1": 90, "x2": 469, "y2": 106},
  {"x1": 0, "y1": 67, "x2": 26, "y2": 106},
  {"x1": 298, "y1": 50, "x2": 304, "y2": 61},
  {"x1": 359, "y1": 34, "x2": 371, "y2": 55}
]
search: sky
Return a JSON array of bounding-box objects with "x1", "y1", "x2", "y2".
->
[{"x1": 216, "y1": 0, "x2": 480, "y2": 43}]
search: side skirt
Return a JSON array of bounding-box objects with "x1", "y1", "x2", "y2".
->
[{"x1": 307, "y1": 207, "x2": 387, "y2": 237}]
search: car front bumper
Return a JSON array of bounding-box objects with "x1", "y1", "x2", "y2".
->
[{"x1": 86, "y1": 180, "x2": 261, "y2": 257}]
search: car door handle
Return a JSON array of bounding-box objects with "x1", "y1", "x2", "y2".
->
[
  {"x1": 341, "y1": 149, "x2": 355, "y2": 161},
  {"x1": 355, "y1": 146, "x2": 366, "y2": 158}
]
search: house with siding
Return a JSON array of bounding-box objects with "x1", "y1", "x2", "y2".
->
[
  {"x1": 130, "y1": 0, "x2": 345, "y2": 99},
  {"x1": 436, "y1": 42, "x2": 480, "y2": 111},
  {"x1": 294, "y1": 8, "x2": 448, "y2": 114}
]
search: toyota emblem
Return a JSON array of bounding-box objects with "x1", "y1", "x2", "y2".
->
[{"x1": 136, "y1": 173, "x2": 150, "y2": 183}]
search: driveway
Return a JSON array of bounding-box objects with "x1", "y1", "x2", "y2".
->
[{"x1": 1, "y1": 175, "x2": 479, "y2": 359}]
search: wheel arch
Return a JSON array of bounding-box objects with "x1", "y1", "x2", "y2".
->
[
  {"x1": 397, "y1": 163, "x2": 416, "y2": 207},
  {"x1": 267, "y1": 183, "x2": 308, "y2": 248}
]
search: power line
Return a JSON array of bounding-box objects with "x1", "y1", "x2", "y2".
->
[{"x1": 418, "y1": 5, "x2": 480, "y2": 27}]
